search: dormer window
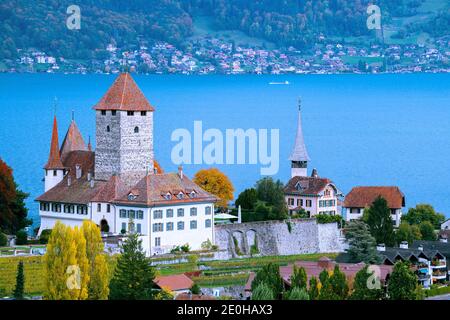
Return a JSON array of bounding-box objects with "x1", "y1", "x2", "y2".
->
[
  {"x1": 295, "y1": 182, "x2": 303, "y2": 191},
  {"x1": 164, "y1": 192, "x2": 172, "y2": 200},
  {"x1": 128, "y1": 193, "x2": 137, "y2": 201},
  {"x1": 176, "y1": 192, "x2": 184, "y2": 200},
  {"x1": 189, "y1": 190, "x2": 197, "y2": 198}
]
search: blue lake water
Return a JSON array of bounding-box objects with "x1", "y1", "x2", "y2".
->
[{"x1": 0, "y1": 73, "x2": 449, "y2": 229}]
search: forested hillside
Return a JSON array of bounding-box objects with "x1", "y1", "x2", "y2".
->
[{"x1": 1, "y1": 0, "x2": 448, "y2": 61}]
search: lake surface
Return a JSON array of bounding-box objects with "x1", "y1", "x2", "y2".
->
[{"x1": 0, "y1": 73, "x2": 449, "y2": 229}]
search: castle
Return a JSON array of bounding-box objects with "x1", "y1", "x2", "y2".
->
[
  {"x1": 36, "y1": 73, "x2": 217, "y2": 256},
  {"x1": 284, "y1": 99, "x2": 342, "y2": 216}
]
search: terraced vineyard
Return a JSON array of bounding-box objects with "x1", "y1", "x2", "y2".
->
[{"x1": 0, "y1": 256, "x2": 45, "y2": 295}]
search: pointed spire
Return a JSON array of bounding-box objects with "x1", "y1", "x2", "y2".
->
[
  {"x1": 60, "y1": 117, "x2": 87, "y2": 159},
  {"x1": 44, "y1": 116, "x2": 64, "y2": 169},
  {"x1": 288, "y1": 98, "x2": 311, "y2": 162}
]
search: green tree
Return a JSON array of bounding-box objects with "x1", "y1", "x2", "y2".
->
[
  {"x1": 190, "y1": 283, "x2": 201, "y2": 295},
  {"x1": 318, "y1": 265, "x2": 349, "y2": 300},
  {"x1": 13, "y1": 261, "x2": 25, "y2": 300},
  {"x1": 109, "y1": 233, "x2": 155, "y2": 300},
  {"x1": 419, "y1": 221, "x2": 436, "y2": 241},
  {"x1": 235, "y1": 188, "x2": 258, "y2": 210},
  {"x1": 285, "y1": 286, "x2": 310, "y2": 300},
  {"x1": 402, "y1": 204, "x2": 445, "y2": 229},
  {"x1": 345, "y1": 220, "x2": 381, "y2": 264},
  {"x1": 290, "y1": 265, "x2": 307, "y2": 290},
  {"x1": 0, "y1": 232, "x2": 7, "y2": 246},
  {"x1": 350, "y1": 265, "x2": 384, "y2": 300},
  {"x1": 255, "y1": 177, "x2": 285, "y2": 207},
  {"x1": 366, "y1": 196, "x2": 396, "y2": 246},
  {"x1": 252, "y1": 282, "x2": 275, "y2": 300},
  {"x1": 15, "y1": 229, "x2": 28, "y2": 245},
  {"x1": 308, "y1": 276, "x2": 320, "y2": 300},
  {"x1": 251, "y1": 263, "x2": 284, "y2": 299},
  {"x1": 39, "y1": 229, "x2": 52, "y2": 244},
  {"x1": 396, "y1": 222, "x2": 421, "y2": 245},
  {"x1": 387, "y1": 261, "x2": 420, "y2": 300},
  {"x1": 0, "y1": 158, "x2": 31, "y2": 234}
]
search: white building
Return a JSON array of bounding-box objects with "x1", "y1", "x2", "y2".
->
[
  {"x1": 344, "y1": 186, "x2": 405, "y2": 227},
  {"x1": 36, "y1": 73, "x2": 217, "y2": 256},
  {"x1": 441, "y1": 219, "x2": 450, "y2": 230},
  {"x1": 284, "y1": 99, "x2": 342, "y2": 217}
]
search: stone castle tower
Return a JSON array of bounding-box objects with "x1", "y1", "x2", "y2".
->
[
  {"x1": 288, "y1": 98, "x2": 310, "y2": 178},
  {"x1": 93, "y1": 73, "x2": 155, "y2": 186}
]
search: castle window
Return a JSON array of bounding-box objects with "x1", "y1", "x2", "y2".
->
[
  {"x1": 166, "y1": 222, "x2": 174, "y2": 231},
  {"x1": 205, "y1": 219, "x2": 212, "y2": 228},
  {"x1": 136, "y1": 223, "x2": 141, "y2": 234},
  {"x1": 166, "y1": 209, "x2": 174, "y2": 218},
  {"x1": 134, "y1": 126, "x2": 139, "y2": 133},
  {"x1": 119, "y1": 209, "x2": 127, "y2": 218},
  {"x1": 101, "y1": 110, "x2": 106, "y2": 115},
  {"x1": 141, "y1": 111, "x2": 147, "y2": 116},
  {"x1": 121, "y1": 223, "x2": 126, "y2": 233},
  {"x1": 177, "y1": 221, "x2": 184, "y2": 230},
  {"x1": 152, "y1": 223, "x2": 163, "y2": 232},
  {"x1": 128, "y1": 210, "x2": 136, "y2": 219},
  {"x1": 190, "y1": 207, "x2": 197, "y2": 216},
  {"x1": 97, "y1": 203, "x2": 101, "y2": 212},
  {"x1": 53, "y1": 170, "x2": 57, "y2": 176},
  {"x1": 106, "y1": 126, "x2": 110, "y2": 132},
  {"x1": 177, "y1": 208, "x2": 184, "y2": 217},
  {"x1": 111, "y1": 110, "x2": 117, "y2": 116},
  {"x1": 153, "y1": 210, "x2": 163, "y2": 219},
  {"x1": 127, "y1": 111, "x2": 134, "y2": 116},
  {"x1": 137, "y1": 210, "x2": 144, "y2": 219},
  {"x1": 190, "y1": 220, "x2": 197, "y2": 230},
  {"x1": 107, "y1": 204, "x2": 111, "y2": 213},
  {"x1": 205, "y1": 207, "x2": 211, "y2": 215},
  {"x1": 155, "y1": 237, "x2": 161, "y2": 246}
]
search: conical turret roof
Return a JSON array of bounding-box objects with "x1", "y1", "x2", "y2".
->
[
  {"x1": 60, "y1": 119, "x2": 87, "y2": 159},
  {"x1": 288, "y1": 99, "x2": 311, "y2": 162},
  {"x1": 44, "y1": 116, "x2": 65, "y2": 169}
]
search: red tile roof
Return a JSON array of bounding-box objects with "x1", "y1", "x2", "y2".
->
[
  {"x1": 91, "y1": 175, "x2": 128, "y2": 203},
  {"x1": 44, "y1": 116, "x2": 65, "y2": 170},
  {"x1": 344, "y1": 186, "x2": 405, "y2": 209},
  {"x1": 175, "y1": 293, "x2": 216, "y2": 300},
  {"x1": 154, "y1": 274, "x2": 194, "y2": 291},
  {"x1": 93, "y1": 73, "x2": 155, "y2": 112},
  {"x1": 60, "y1": 120, "x2": 87, "y2": 159},
  {"x1": 114, "y1": 172, "x2": 218, "y2": 206},
  {"x1": 284, "y1": 176, "x2": 335, "y2": 196}
]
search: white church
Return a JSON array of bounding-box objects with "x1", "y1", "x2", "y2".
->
[{"x1": 36, "y1": 73, "x2": 217, "y2": 256}]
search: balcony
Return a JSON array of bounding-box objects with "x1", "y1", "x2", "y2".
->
[{"x1": 431, "y1": 259, "x2": 446, "y2": 268}]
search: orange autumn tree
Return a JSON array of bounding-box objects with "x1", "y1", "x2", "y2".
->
[
  {"x1": 0, "y1": 158, "x2": 31, "y2": 234},
  {"x1": 193, "y1": 168, "x2": 234, "y2": 210}
]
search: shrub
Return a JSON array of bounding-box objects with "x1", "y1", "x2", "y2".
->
[
  {"x1": 187, "y1": 254, "x2": 199, "y2": 266},
  {"x1": 0, "y1": 232, "x2": 7, "y2": 247},
  {"x1": 252, "y1": 282, "x2": 275, "y2": 300},
  {"x1": 285, "y1": 286, "x2": 310, "y2": 300},
  {"x1": 15, "y1": 230, "x2": 28, "y2": 245},
  {"x1": 180, "y1": 244, "x2": 190, "y2": 253},
  {"x1": 190, "y1": 283, "x2": 201, "y2": 295},
  {"x1": 316, "y1": 214, "x2": 342, "y2": 225},
  {"x1": 39, "y1": 229, "x2": 52, "y2": 244}
]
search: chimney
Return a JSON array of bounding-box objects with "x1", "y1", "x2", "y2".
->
[
  {"x1": 178, "y1": 165, "x2": 183, "y2": 180},
  {"x1": 75, "y1": 165, "x2": 82, "y2": 179},
  {"x1": 311, "y1": 168, "x2": 318, "y2": 178},
  {"x1": 67, "y1": 176, "x2": 72, "y2": 187},
  {"x1": 399, "y1": 241, "x2": 409, "y2": 249},
  {"x1": 90, "y1": 179, "x2": 95, "y2": 189},
  {"x1": 376, "y1": 244, "x2": 386, "y2": 252}
]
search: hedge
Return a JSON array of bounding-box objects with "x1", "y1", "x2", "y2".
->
[
  {"x1": 192, "y1": 274, "x2": 249, "y2": 287},
  {"x1": 425, "y1": 285, "x2": 450, "y2": 298}
]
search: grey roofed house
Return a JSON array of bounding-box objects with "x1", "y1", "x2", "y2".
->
[
  {"x1": 288, "y1": 98, "x2": 310, "y2": 162},
  {"x1": 380, "y1": 247, "x2": 446, "y2": 265},
  {"x1": 411, "y1": 240, "x2": 450, "y2": 264}
]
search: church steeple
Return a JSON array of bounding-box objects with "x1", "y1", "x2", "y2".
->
[
  {"x1": 44, "y1": 116, "x2": 64, "y2": 170},
  {"x1": 289, "y1": 98, "x2": 310, "y2": 177}
]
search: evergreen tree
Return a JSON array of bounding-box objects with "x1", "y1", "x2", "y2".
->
[
  {"x1": 318, "y1": 265, "x2": 349, "y2": 300},
  {"x1": 290, "y1": 265, "x2": 307, "y2": 290},
  {"x1": 285, "y1": 286, "x2": 309, "y2": 300},
  {"x1": 366, "y1": 196, "x2": 395, "y2": 246},
  {"x1": 109, "y1": 233, "x2": 155, "y2": 300},
  {"x1": 251, "y1": 263, "x2": 284, "y2": 299},
  {"x1": 252, "y1": 282, "x2": 275, "y2": 300},
  {"x1": 387, "y1": 261, "x2": 420, "y2": 300},
  {"x1": 308, "y1": 276, "x2": 319, "y2": 300},
  {"x1": 345, "y1": 220, "x2": 381, "y2": 264},
  {"x1": 13, "y1": 261, "x2": 25, "y2": 300},
  {"x1": 350, "y1": 265, "x2": 384, "y2": 300}
]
